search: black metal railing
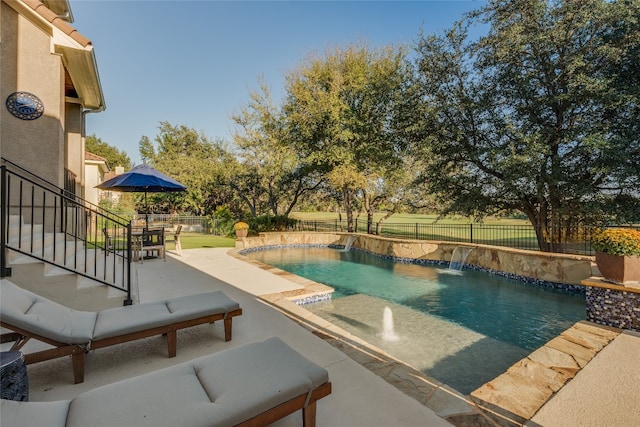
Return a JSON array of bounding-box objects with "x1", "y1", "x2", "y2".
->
[
  {"x1": 1, "y1": 159, "x2": 133, "y2": 304},
  {"x1": 289, "y1": 219, "x2": 639, "y2": 255}
]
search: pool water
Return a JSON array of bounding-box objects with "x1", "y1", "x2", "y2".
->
[{"x1": 244, "y1": 247, "x2": 586, "y2": 394}]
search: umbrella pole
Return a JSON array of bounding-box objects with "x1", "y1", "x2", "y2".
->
[{"x1": 145, "y1": 191, "x2": 149, "y2": 226}]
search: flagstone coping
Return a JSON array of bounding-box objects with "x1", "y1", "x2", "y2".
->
[{"x1": 469, "y1": 321, "x2": 620, "y2": 423}]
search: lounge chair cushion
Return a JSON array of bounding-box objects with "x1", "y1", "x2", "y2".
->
[
  {"x1": 0, "y1": 280, "x2": 97, "y2": 344},
  {"x1": 1, "y1": 337, "x2": 329, "y2": 427},
  {"x1": 0, "y1": 400, "x2": 71, "y2": 427},
  {"x1": 193, "y1": 335, "x2": 328, "y2": 425},
  {"x1": 92, "y1": 291, "x2": 240, "y2": 340}
]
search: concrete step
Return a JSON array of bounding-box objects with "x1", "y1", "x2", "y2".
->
[
  {"x1": 8, "y1": 243, "x2": 127, "y2": 285},
  {"x1": 5, "y1": 263, "x2": 129, "y2": 310},
  {"x1": 5, "y1": 215, "x2": 134, "y2": 306},
  {"x1": 10, "y1": 239, "x2": 85, "y2": 265}
]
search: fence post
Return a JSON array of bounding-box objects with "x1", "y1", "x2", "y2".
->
[
  {"x1": 415, "y1": 223, "x2": 418, "y2": 239},
  {"x1": 470, "y1": 224, "x2": 473, "y2": 243}
]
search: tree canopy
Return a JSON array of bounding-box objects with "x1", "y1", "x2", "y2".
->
[
  {"x1": 92, "y1": 0, "x2": 639, "y2": 250},
  {"x1": 405, "y1": 0, "x2": 640, "y2": 250},
  {"x1": 85, "y1": 135, "x2": 133, "y2": 170},
  {"x1": 283, "y1": 43, "x2": 411, "y2": 231},
  {"x1": 231, "y1": 80, "x2": 323, "y2": 218},
  {"x1": 138, "y1": 122, "x2": 236, "y2": 215}
]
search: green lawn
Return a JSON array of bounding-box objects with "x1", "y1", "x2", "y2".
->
[
  {"x1": 168, "y1": 233, "x2": 236, "y2": 251},
  {"x1": 288, "y1": 211, "x2": 530, "y2": 225},
  {"x1": 289, "y1": 211, "x2": 539, "y2": 249}
]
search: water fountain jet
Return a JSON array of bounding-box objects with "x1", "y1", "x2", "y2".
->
[{"x1": 381, "y1": 306, "x2": 399, "y2": 341}]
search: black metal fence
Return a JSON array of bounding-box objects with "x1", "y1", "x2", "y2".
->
[
  {"x1": 130, "y1": 214, "x2": 638, "y2": 256},
  {"x1": 290, "y1": 219, "x2": 639, "y2": 255},
  {"x1": 133, "y1": 214, "x2": 226, "y2": 235}
]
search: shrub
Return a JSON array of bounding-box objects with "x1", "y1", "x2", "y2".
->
[{"x1": 253, "y1": 215, "x2": 297, "y2": 232}]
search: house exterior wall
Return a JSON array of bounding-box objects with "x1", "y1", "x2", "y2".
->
[
  {"x1": 1, "y1": 0, "x2": 104, "y2": 201},
  {"x1": 84, "y1": 161, "x2": 107, "y2": 206},
  {"x1": 65, "y1": 102, "x2": 84, "y2": 194},
  {"x1": 1, "y1": 1, "x2": 66, "y2": 187}
]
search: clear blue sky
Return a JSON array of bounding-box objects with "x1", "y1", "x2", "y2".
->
[{"x1": 71, "y1": 1, "x2": 486, "y2": 166}]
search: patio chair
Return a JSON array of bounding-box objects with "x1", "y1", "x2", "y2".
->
[
  {"x1": 1, "y1": 337, "x2": 332, "y2": 427},
  {"x1": 169, "y1": 224, "x2": 183, "y2": 255},
  {"x1": 0, "y1": 279, "x2": 243, "y2": 384},
  {"x1": 140, "y1": 227, "x2": 165, "y2": 262}
]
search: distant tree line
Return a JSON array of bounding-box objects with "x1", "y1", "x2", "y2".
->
[{"x1": 91, "y1": 0, "x2": 640, "y2": 251}]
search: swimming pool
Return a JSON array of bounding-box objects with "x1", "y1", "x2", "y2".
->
[{"x1": 244, "y1": 246, "x2": 586, "y2": 394}]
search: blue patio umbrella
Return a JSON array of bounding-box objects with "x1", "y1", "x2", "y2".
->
[{"x1": 96, "y1": 163, "x2": 186, "y2": 220}]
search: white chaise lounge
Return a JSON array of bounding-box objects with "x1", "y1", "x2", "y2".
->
[
  {"x1": 0, "y1": 337, "x2": 332, "y2": 427},
  {"x1": 0, "y1": 279, "x2": 243, "y2": 384}
]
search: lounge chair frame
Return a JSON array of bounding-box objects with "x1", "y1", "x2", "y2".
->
[
  {"x1": 235, "y1": 382, "x2": 332, "y2": 427},
  {"x1": 1, "y1": 308, "x2": 242, "y2": 384},
  {"x1": 0, "y1": 281, "x2": 243, "y2": 384},
  {"x1": 0, "y1": 323, "x2": 88, "y2": 383},
  {"x1": 0, "y1": 337, "x2": 331, "y2": 427}
]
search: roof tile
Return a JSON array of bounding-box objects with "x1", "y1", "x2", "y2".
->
[
  {"x1": 85, "y1": 152, "x2": 108, "y2": 162},
  {"x1": 22, "y1": 0, "x2": 92, "y2": 48}
]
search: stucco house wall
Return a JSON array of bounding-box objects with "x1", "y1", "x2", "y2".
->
[
  {"x1": 84, "y1": 152, "x2": 109, "y2": 206},
  {"x1": 1, "y1": 0, "x2": 105, "y2": 199},
  {"x1": 1, "y1": 0, "x2": 65, "y2": 185}
]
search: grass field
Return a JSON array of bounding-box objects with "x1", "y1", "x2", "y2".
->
[
  {"x1": 288, "y1": 211, "x2": 531, "y2": 226},
  {"x1": 167, "y1": 233, "x2": 236, "y2": 251},
  {"x1": 289, "y1": 211, "x2": 541, "y2": 250}
]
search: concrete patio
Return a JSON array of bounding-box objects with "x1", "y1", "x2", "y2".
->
[{"x1": 10, "y1": 248, "x2": 640, "y2": 426}]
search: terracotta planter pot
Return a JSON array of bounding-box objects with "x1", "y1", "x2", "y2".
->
[
  {"x1": 235, "y1": 229, "x2": 248, "y2": 238},
  {"x1": 595, "y1": 251, "x2": 640, "y2": 285}
]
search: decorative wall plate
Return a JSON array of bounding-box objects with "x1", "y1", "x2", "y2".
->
[{"x1": 5, "y1": 92, "x2": 44, "y2": 120}]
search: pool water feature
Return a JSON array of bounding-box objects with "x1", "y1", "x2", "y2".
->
[
  {"x1": 244, "y1": 246, "x2": 586, "y2": 395},
  {"x1": 381, "y1": 306, "x2": 399, "y2": 342},
  {"x1": 447, "y1": 246, "x2": 474, "y2": 271}
]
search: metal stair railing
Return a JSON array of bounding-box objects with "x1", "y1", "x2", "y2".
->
[{"x1": 1, "y1": 159, "x2": 133, "y2": 305}]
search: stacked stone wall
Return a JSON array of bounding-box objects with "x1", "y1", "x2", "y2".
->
[{"x1": 237, "y1": 232, "x2": 593, "y2": 285}]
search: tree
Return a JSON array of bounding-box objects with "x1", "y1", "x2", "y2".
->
[
  {"x1": 283, "y1": 43, "x2": 410, "y2": 232},
  {"x1": 408, "y1": 0, "x2": 640, "y2": 251},
  {"x1": 85, "y1": 135, "x2": 133, "y2": 170},
  {"x1": 231, "y1": 80, "x2": 323, "y2": 218},
  {"x1": 138, "y1": 135, "x2": 155, "y2": 164},
  {"x1": 138, "y1": 122, "x2": 236, "y2": 215}
]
